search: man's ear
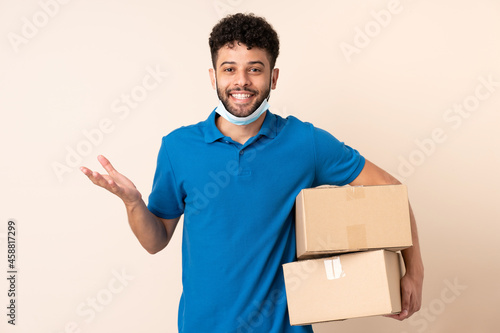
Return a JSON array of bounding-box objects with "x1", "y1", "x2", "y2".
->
[
  {"x1": 209, "y1": 68, "x2": 216, "y2": 89},
  {"x1": 271, "y1": 68, "x2": 279, "y2": 90}
]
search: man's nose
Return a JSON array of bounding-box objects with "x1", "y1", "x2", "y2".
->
[{"x1": 234, "y1": 70, "x2": 251, "y2": 87}]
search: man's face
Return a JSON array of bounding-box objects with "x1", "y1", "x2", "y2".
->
[{"x1": 210, "y1": 42, "x2": 278, "y2": 118}]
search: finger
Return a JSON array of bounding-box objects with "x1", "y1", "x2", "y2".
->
[
  {"x1": 81, "y1": 167, "x2": 101, "y2": 184},
  {"x1": 80, "y1": 166, "x2": 92, "y2": 176},
  {"x1": 91, "y1": 170, "x2": 109, "y2": 187},
  {"x1": 411, "y1": 295, "x2": 422, "y2": 315},
  {"x1": 81, "y1": 168, "x2": 110, "y2": 185},
  {"x1": 86, "y1": 170, "x2": 115, "y2": 191},
  {"x1": 399, "y1": 290, "x2": 412, "y2": 320},
  {"x1": 385, "y1": 280, "x2": 412, "y2": 321},
  {"x1": 106, "y1": 177, "x2": 124, "y2": 197},
  {"x1": 399, "y1": 309, "x2": 409, "y2": 320},
  {"x1": 407, "y1": 292, "x2": 419, "y2": 318},
  {"x1": 97, "y1": 155, "x2": 118, "y2": 175},
  {"x1": 401, "y1": 279, "x2": 411, "y2": 314},
  {"x1": 97, "y1": 171, "x2": 121, "y2": 192},
  {"x1": 385, "y1": 308, "x2": 409, "y2": 321},
  {"x1": 81, "y1": 166, "x2": 124, "y2": 197}
]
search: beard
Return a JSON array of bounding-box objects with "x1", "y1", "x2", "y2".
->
[{"x1": 216, "y1": 85, "x2": 271, "y2": 118}]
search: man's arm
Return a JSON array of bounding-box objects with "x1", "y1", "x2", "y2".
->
[
  {"x1": 350, "y1": 159, "x2": 424, "y2": 320},
  {"x1": 80, "y1": 155, "x2": 180, "y2": 254}
]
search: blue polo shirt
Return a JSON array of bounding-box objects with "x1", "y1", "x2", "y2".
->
[{"x1": 148, "y1": 110, "x2": 365, "y2": 333}]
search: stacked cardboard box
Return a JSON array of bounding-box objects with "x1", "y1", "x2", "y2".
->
[{"x1": 283, "y1": 184, "x2": 412, "y2": 325}]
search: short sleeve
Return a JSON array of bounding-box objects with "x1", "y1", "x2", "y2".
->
[
  {"x1": 147, "y1": 137, "x2": 185, "y2": 219},
  {"x1": 312, "y1": 126, "x2": 365, "y2": 186}
]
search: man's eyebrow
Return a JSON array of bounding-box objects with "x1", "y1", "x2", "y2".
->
[
  {"x1": 248, "y1": 61, "x2": 265, "y2": 66},
  {"x1": 219, "y1": 61, "x2": 236, "y2": 67},
  {"x1": 219, "y1": 61, "x2": 266, "y2": 68}
]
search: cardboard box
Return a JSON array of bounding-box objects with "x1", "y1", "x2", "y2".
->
[
  {"x1": 295, "y1": 184, "x2": 412, "y2": 259},
  {"x1": 283, "y1": 249, "x2": 403, "y2": 325}
]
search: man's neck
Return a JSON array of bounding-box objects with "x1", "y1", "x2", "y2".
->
[{"x1": 215, "y1": 112, "x2": 267, "y2": 145}]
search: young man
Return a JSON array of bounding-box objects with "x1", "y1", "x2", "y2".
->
[{"x1": 81, "y1": 13, "x2": 423, "y2": 333}]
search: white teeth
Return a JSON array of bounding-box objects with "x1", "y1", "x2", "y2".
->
[{"x1": 232, "y1": 93, "x2": 251, "y2": 99}]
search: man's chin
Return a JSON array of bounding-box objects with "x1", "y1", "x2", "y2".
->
[
  {"x1": 226, "y1": 105, "x2": 257, "y2": 118},
  {"x1": 228, "y1": 111, "x2": 255, "y2": 118}
]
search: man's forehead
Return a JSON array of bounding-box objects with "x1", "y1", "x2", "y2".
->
[{"x1": 216, "y1": 41, "x2": 270, "y2": 67}]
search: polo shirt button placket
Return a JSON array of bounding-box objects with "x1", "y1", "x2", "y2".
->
[
  {"x1": 237, "y1": 149, "x2": 251, "y2": 177},
  {"x1": 238, "y1": 149, "x2": 244, "y2": 171}
]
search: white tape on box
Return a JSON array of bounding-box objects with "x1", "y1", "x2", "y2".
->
[{"x1": 324, "y1": 257, "x2": 345, "y2": 280}]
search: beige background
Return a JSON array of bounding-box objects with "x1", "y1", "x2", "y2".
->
[{"x1": 1, "y1": 0, "x2": 499, "y2": 332}]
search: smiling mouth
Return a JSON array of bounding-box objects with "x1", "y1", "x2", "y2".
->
[
  {"x1": 229, "y1": 91, "x2": 256, "y2": 103},
  {"x1": 231, "y1": 93, "x2": 252, "y2": 99}
]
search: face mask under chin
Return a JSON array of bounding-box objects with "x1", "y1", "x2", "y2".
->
[
  {"x1": 214, "y1": 74, "x2": 273, "y2": 126},
  {"x1": 215, "y1": 98, "x2": 270, "y2": 126}
]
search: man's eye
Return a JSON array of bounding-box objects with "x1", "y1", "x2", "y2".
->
[
  {"x1": 224, "y1": 68, "x2": 234, "y2": 72},
  {"x1": 250, "y1": 68, "x2": 261, "y2": 72}
]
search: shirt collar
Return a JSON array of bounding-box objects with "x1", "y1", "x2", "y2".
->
[
  {"x1": 203, "y1": 109, "x2": 279, "y2": 144},
  {"x1": 257, "y1": 110, "x2": 278, "y2": 139},
  {"x1": 203, "y1": 108, "x2": 225, "y2": 143}
]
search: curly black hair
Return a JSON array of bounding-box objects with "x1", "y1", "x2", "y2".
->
[{"x1": 209, "y1": 13, "x2": 280, "y2": 69}]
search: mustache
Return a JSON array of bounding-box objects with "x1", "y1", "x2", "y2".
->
[{"x1": 227, "y1": 87, "x2": 259, "y2": 94}]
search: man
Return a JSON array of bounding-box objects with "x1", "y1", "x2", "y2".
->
[{"x1": 81, "y1": 13, "x2": 423, "y2": 333}]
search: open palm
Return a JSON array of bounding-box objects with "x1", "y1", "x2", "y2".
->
[{"x1": 80, "y1": 155, "x2": 142, "y2": 205}]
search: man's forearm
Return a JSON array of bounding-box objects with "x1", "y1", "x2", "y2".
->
[
  {"x1": 402, "y1": 203, "x2": 424, "y2": 277},
  {"x1": 125, "y1": 199, "x2": 170, "y2": 254}
]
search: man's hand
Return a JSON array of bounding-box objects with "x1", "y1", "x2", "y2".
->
[
  {"x1": 387, "y1": 270, "x2": 423, "y2": 320},
  {"x1": 80, "y1": 155, "x2": 141, "y2": 206}
]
